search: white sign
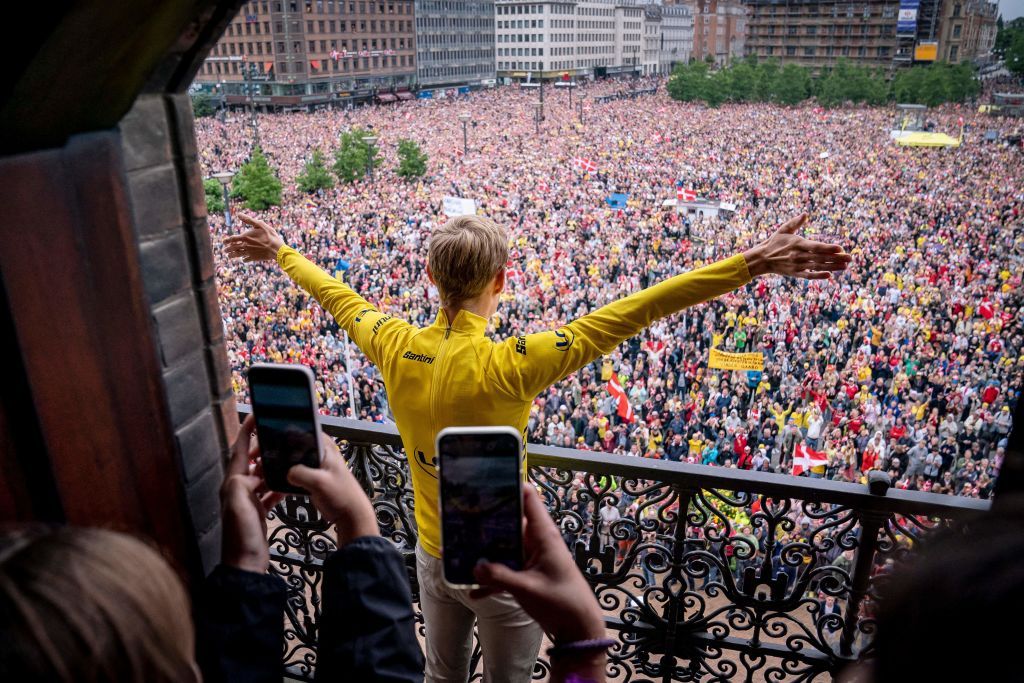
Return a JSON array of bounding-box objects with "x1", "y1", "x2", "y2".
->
[
  {"x1": 442, "y1": 196, "x2": 477, "y2": 217},
  {"x1": 819, "y1": 151, "x2": 830, "y2": 159}
]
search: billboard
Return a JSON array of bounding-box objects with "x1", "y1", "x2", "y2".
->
[
  {"x1": 897, "y1": 0, "x2": 919, "y2": 36},
  {"x1": 914, "y1": 42, "x2": 938, "y2": 61}
]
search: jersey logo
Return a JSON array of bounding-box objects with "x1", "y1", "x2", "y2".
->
[
  {"x1": 354, "y1": 308, "x2": 373, "y2": 324},
  {"x1": 414, "y1": 448, "x2": 438, "y2": 480},
  {"x1": 554, "y1": 327, "x2": 575, "y2": 352},
  {"x1": 515, "y1": 336, "x2": 527, "y2": 355},
  {"x1": 402, "y1": 351, "x2": 435, "y2": 364}
]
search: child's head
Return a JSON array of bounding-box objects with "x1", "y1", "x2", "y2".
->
[{"x1": 428, "y1": 216, "x2": 509, "y2": 308}]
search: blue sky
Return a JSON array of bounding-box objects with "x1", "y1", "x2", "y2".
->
[{"x1": 1001, "y1": 0, "x2": 1024, "y2": 20}]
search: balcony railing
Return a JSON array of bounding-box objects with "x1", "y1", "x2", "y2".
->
[{"x1": 236, "y1": 406, "x2": 989, "y2": 681}]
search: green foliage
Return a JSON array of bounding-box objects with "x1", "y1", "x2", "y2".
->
[
  {"x1": 296, "y1": 148, "x2": 335, "y2": 193},
  {"x1": 773, "y1": 64, "x2": 812, "y2": 105},
  {"x1": 666, "y1": 54, "x2": 979, "y2": 109},
  {"x1": 191, "y1": 92, "x2": 216, "y2": 118},
  {"x1": 230, "y1": 147, "x2": 282, "y2": 210},
  {"x1": 204, "y1": 178, "x2": 224, "y2": 214},
  {"x1": 667, "y1": 60, "x2": 711, "y2": 103},
  {"x1": 667, "y1": 57, "x2": 813, "y2": 107},
  {"x1": 1004, "y1": 26, "x2": 1024, "y2": 76},
  {"x1": 395, "y1": 139, "x2": 428, "y2": 180},
  {"x1": 890, "y1": 62, "x2": 979, "y2": 106},
  {"x1": 815, "y1": 59, "x2": 890, "y2": 107},
  {"x1": 333, "y1": 127, "x2": 380, "y2": 183}
]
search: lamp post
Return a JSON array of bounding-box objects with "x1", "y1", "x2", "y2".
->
[
  {"x1": 362, "y1": 134, "x2": 378, "y2": 181},
  {"x1": 211, "y1": 171, "x2": 234, "y2": 228},
  {"x1": 246, "y1": 63, "x2": 261, "y2": 149},
  {"x1": 578, "y1": 96, "x2": 584, "y2": 124},
  {"x1": 534, "y1": 102, "x2": 542, "y2": 135},
  {"x1": 458, "y1": 112, "x2": 471, "y2": 156}
]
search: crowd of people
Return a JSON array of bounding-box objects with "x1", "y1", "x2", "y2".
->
[{"x1": 198, "y1": 76, "x2": 1024, "y2": 500}]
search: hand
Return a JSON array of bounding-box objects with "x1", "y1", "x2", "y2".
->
[
  {"x1": 471, "y1": 485, "x2": 604, "y2": 644},
  {"x1": 742, "y1": 214, "x2": 852, "y2": 280},
  {"x1": 287, "y1": 438, "x2": 379, "y2": 546},
  {"x1": 223, "y1": 214, "x2": 285, "y2": 262},
  {"x1": 221, "y1": 414, "x2": 285, "y2": 573}
]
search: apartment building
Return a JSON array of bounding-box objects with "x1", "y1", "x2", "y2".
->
[{"x1": 194, "y1": 0, "x2": 416, "y2": 108}]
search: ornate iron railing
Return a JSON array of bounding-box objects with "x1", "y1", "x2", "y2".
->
[{"x1": 236, "y1": 406, "x2": 989, "y2": 682}]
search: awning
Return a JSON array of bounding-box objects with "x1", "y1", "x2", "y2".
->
[
  {"x1": 377, "y1": 93, "x2": 397, "y2": 102},
  {"x1": 309, "y1": 60, "x2": 321, "y2": 72},
  {"x1": 264, "y1": 62, "x2": 273, "y2": 72},
  {"x1": 396, "y1": 91, "x2": 414, "y2": 100}
]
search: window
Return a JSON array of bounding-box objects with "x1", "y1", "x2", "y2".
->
[
  {"x1": 953, "y1": 24, "x2": 962, "y2": 38},
  {"x1": 786, "y1": 45, "x2": 796, "y2": 55},
  {"x1": 949, "y1": 45, "x2": 959, "y2": 61}
]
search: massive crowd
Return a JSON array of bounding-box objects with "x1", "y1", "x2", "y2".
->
[{"x1": 198, "y1": 77, "x2": 1024, "y2": 502}]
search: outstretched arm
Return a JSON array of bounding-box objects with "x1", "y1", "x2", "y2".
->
[
  {"x1": 488, "y1": 214, "x2": 850, "y2": 400},
  {"x1": 224, "y1": 214, "x2": 413, "y2": 367}
]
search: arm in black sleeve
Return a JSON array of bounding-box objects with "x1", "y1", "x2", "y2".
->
[
  {"x1": 196, "y1": 565, "x2": 287, "y2": 683},
  {"x1": 315, "y1": 536, "x2": 424, "y2": 683}
]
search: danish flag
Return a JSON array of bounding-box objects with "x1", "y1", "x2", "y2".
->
[
  {"x1": 607, "y1": 374, "x2": 635, "y2": 423},
  {"x1": 573, "y1": 157, "x2": 597, "y2": 173},
  {"x1": 792, "y1": 443, "x2": 827, "y2": 476},
  {"x1": 677, "y1": 187, "x2": 697, "y2": 202}
]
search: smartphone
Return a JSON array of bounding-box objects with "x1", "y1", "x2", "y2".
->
[
  {"x1": 248, "y1": 363, "x2": 324, "y2": 494},
  {"x1": 437, "y1": 426, "x2": 525, "y2": 589}
]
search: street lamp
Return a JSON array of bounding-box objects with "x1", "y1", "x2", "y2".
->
[
  {"x1": 535, "y1": 102, "x2": 542, "y2": 135},
  {"x1": 578, "y1": 96, "x2": 584, "y2": 124},
  {"x1": 211, "y1": 171, "x2": 234, "y2": 227},
  {"x1": 458, "y1": 112, "x2": 471, "y2": 157},
  {"x1": 362, "y1": 134, "x2": 378, "y2": 181}
]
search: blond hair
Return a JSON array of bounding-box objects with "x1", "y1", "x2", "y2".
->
[
  {"x1": 0, "y1": 527, "x2": 195, "y2": 682},
  {"x1": 428, "y1": 215, "x2": 509, "y2": 308}
]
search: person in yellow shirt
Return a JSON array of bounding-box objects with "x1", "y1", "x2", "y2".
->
[{"x1": 225, "y1": 212, "x2": 849, "y2": 683}]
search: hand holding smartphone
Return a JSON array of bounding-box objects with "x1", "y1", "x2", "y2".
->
[
  {"x1": 437, "y1": 427, "x2": 525, "y2": 589},
  {"x1": 248, "y1": 363, "x2": 324, "y2": 494}
]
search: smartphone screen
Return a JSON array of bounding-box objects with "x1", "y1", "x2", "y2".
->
[
  {"x1": 249, "y1": 365, "x2": 322, "y2": 494},
  {"x1": 438, "y1": 429, "x2": 524, "y2": 587}
]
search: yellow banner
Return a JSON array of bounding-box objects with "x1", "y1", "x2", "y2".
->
[{"x1": 708, "y1": 348, "x2": 764, "y2": 371}]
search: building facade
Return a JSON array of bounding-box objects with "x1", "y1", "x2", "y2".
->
[
  {"x1": 745, "y1": 0, "x2": 901, "y2": 68},
  {"x1": 495, "y1": 0, "x2": 644, "y2": 81},
  {"x1": 414, "y1": 1, "x2": 496, "y2": 88},
  {"x1": 685, "y1": 0, "x2": 745, "y2": 65},
  {"x1": 659, "y1": 4, "x2": 695, "y2": 72},
  {"x1": 193, "y1": 0, "x2": 416, "y2": 109},
  {"x1": 641, "y1": 5, "x2": 663, "y2": 75},
  {"x1": 934, "y1": 0, "x2": 998, "y2": 63}
]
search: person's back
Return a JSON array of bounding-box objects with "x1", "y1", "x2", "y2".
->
[{"x1": 225, "y1": 210, "x2": 850, "y2": 683}]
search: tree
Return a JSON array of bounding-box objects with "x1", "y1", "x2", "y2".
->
[
  {"x1": 231, "y1": 146, "x2": 282, "y2": 210},
  {"x1": 667, "y1": 60, "x2": 711, "y2": 103},
  {"x1": 191, "y1": 92, "x2": 216, "y2": 118},
  {"x1": 773, "y1": 64, "x2": 811, "y2": 105},
  {"x1": 395, "y1": 139, "x2": 428, "y2": 179},
  {"x1": 296, "y1": 148, "x2": 335, "y2": 193},
  {"x1": 754, "y1": 59, "x2": 780, "y2": 101},
  {"x1": 333, "y1": 127, "x2": 379, "y2": 183},
  {"x1": 724, "y1": 57, "x2": 757, "y2": 102},
  {"x1": 204, "y1": 178, "x2": 224, "y2": 214},
  {"x1": 1006, "y1": 29, "x2": 1024, "y2": 76}
]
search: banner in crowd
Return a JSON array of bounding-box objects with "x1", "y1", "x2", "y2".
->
[
  {"x1": 897, "y1": 0, "x2": 919, "y2": 35},
  {"x1": 442, "y1": 196, "x2": 477, "y2": 217},
  {"x1": 708, "y1": 348, "x2": 764, "y2": 371},
  {"x1": 605, "y1": 193, "x2": 629, "y2": 209},
  {"x1": 792, "y1": 443, "x2": 827, "y2": 476},
  {"x1": 677, "y1": 187, "x2": 697, "y2": 202},
  {"x1": 607, "y1": 374, "x2": 634, "y2": 423}
]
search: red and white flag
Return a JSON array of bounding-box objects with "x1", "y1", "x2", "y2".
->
[
  {"x1": 792, "y1": 443, "x2": 827, "y2": 476},
  {"x1": 607, "y1": 374, "x2": 634, "y2": 423},
  {"x1": 677, "y1": 187, "x2": 697, "y2": 202},
  {"x1": 573, "y1": 157, "x2": 597, "y2": 173}
]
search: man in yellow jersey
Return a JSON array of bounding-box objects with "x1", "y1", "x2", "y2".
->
[{"x1": 225, "y1": 212, "x2": 850, "y2": 683}]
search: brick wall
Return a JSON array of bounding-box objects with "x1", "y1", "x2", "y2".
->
[{"x1": 119, "y1": 94, "x2": 236, "y2": 574}]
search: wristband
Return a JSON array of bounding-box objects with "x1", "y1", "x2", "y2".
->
[{"x1": 546, "y1": 637, "x2": 616, "y2": 660}]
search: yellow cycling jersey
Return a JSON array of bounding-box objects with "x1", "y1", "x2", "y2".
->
[{"x1": 277, "y1": 245, "x2": 751, "y2": 557}]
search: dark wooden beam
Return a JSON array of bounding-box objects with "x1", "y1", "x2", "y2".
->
[{"x1": 0, "y1": 132, "x2": 195, "y2": 575}]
